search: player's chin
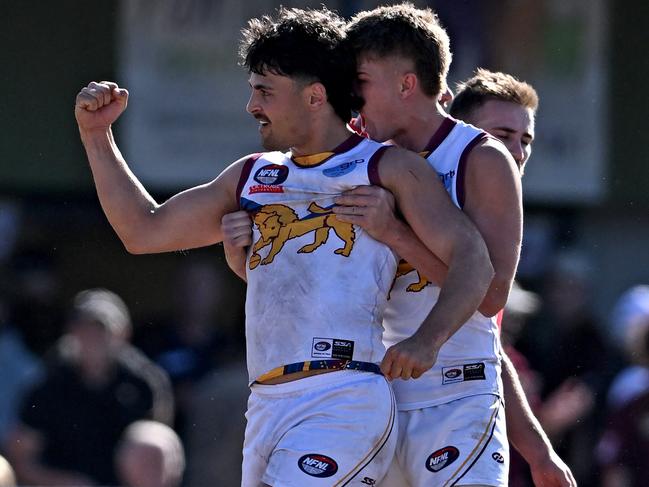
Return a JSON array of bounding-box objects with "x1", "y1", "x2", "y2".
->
[{"x1": 260, "y1": 134, "x2": 287, "y2": 152}]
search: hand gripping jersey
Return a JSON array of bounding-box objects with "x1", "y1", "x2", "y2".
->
[
  {"x1": 237, "y1": 134, "x2": 398, "y2": 384},
  {"x1": 383, "y1": 117, "x2": 504, "y2": 410}
]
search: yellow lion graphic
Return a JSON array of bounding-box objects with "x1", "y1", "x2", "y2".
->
[
  {"x1": 249, "y1": 202, "x2": 356, "y2": 269},
  {"x1": 395, "y1": 259, "x2": 431, "y2": 292}
]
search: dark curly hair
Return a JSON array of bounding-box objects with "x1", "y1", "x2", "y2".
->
[
  {"x1": 239, "y1": 7, "x2": 359, "y2": 122},
  {"x1": 346, "y1": 3, "x2": 452, "y2": 99}
]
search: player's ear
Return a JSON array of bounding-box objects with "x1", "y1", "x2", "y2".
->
[
  {"x1": 306, "y1": 82, "x2": 327, "y2": 111},
  {"x1": 400, "y1": 73, "x2": 418, "y2": 99}
]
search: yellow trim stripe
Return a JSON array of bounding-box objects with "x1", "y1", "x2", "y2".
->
[
  {"x1": 443, "y1": 396, "x2": 500, "y2": 487},
  {"x1": 292, "y1": 151, "x2": 335, "y2": 167},
  {"x1": 334, "y1": 380, "x2": 396, "y2": 486}
]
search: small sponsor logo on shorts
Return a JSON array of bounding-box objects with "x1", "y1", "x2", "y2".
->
[
  {"x1": 311, "y1": 338, "x2": 354, "y2": 360},
  {"x1": 314, "y1": 341, "x2": 331, "y2": 352},
  {"x1": 442, "y1": 362, "x2": 486, "y2": 384},
  {"x1": 444, "y1": 368, "x2": 462, "y2": 379},
  {"x1": 322, "y1": 159, "x2": 364, "y2": 178},
  {"x1": 298, "y1": 454, "x2": 338, "y2": 478},
  {"x1": 492, "y1": 452, "x2": 505, "y2": 464},
  {"x1": 464, "y1": 362, "x2": 486, "y2": 381},
  {"x1": 361, "y1": 477, "x2": 376, "y2": 485},
  {"x1": 426, "y1": 446, "x2": 459, "y2": 472},
  {"x1": 254, "y1": 164, "x2": 289, "y2": 185}
]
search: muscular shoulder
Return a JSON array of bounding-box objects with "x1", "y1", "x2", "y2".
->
[
  {"x1": 462, "y1": 137, "x2": 520, "y2": 199},
  {"x1": 377, "y1": 146, "x2": 435, "y2": 189}
]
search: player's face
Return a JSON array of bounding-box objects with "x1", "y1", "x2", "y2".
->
[
  {"x1": 466, "y1": 99, "x2": 535, "y2": 174},
  {"x1": 355, "y1": 55, "x2": 408, "y2": 142},
  {"x1": 246, "y1": 71, "x2": 310, "y2": 151}
]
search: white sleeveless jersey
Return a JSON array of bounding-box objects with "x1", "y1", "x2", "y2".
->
[
  {"x1": 237, "y1": 134, "x2": 398, "y2": 383},
  {"x1": 383, "y1": 117, "x2": 504, "y2": 410}
]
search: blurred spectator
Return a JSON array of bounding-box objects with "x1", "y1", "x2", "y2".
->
[
  {"x1": 502, "y1": 281, "x2": 592, "y2": 487},
  {"x1": 138, "y1": 256, "x2": 244, "y2": 432},
  {"x1": 183, "y1": 362, "x2": 248, "y2": 487},
  {"x1": 597, "y1": 325, "x2": 649, "y2": 487},
  {"x1": 0, "y1": 321, "x2": 42, "y2": 447},
  {"x1": 115, "y1": 420, "x2": 185, "y2": 487},
  {"x1": 606, "y1": 285, "x2": 649, "y2": 410},
  {"x1": 0, "y1": 455, "x2": 15, "y2": 487},
  {"x1": 3, "y1": 288, "x2": 174, "y2": 486},
  {"x1": 517, "y1": 249, "x2": 616, "y2": 484}
]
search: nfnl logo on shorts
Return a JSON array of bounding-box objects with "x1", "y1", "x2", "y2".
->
[
  {"x1": 253, "y1": 164, "x2": 289, "y2": 185},
  {"x1": 298, "y1": 454, "x2": 338, "y2": 478},
  {"x1": 426, "y1": 446, "x2": 459, "y2": 472}
]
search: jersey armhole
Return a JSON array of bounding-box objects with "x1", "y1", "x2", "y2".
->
[
  {"x1": 235, "y1": 153, "x2": 263, "y2": 206},
  {"x1": 367, "y1": 146, "x2": 390, "y2": 187},
  {"x1": 456, "y1": 133, "x2": 489, "y2": 208}
]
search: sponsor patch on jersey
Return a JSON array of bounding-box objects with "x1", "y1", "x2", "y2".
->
[
  {"x1": 437, "y1": 170, "x2": 455, "y2": 192},
  {"x1": 322, "y1": 159, "x2": 365, "y2": 177},
  {"x1": 248, "y1": 184, "x2": 284, "y2": 194},
  {"x1": 311, "y1": 338, "x2": 354, "y2": 360},
  {"x1": 442, "y1": 362, "x2": 486, "y2": 384},
  {"x1": 426, "y1": 446, "x2": 459, "y2": 472},
  {"x1": 492, "y1": 452, "x2": 505, "y2": 464},
  {"x1": 298, "y1": 454, "x2": 338, "y2": 478},
  {"x1": 253, "y1": 164, "x2": 289, "y2": 185}
]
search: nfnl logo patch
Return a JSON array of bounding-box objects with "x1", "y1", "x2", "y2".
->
[
  {"x1": 298, "y1": 454, "x2": 338, "y2": 478},
  {"x1": 426, "y1": 446, "x2": 459, "y2": 472},
  {"x1": 254, "y1": 164, "x2": 289, "y2": 185}
]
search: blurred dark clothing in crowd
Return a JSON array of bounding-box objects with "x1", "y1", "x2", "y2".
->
[
  {"x1": 516, "y1": 251, "x2": 619, "y2": 486},
  {"x1": 3, "y1": 289, "x2": 174, "y2": 486}
]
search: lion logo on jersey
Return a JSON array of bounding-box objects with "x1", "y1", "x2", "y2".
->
[
  {"x1": 395, "y1": 260, "x2": 431, "y2": 292},
  {"x1": 249, "y1": 202, "x2": 356, "y2": 269}
]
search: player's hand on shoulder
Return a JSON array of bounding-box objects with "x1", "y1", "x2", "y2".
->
[
  {"x1": 75, "y1": 81, "x2": 129, "y2": 132},
  {"x1": 380, "y1": 334, "x2": 439, "y2": 381},
  {"x1": 221, "y1": 210, "x2": 253, "y2": 248},
  {"x1": 333, "y1": 185, "x2": 400, "y2": 244}
]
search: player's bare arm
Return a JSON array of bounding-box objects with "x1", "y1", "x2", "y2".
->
[
  {"x1": 75, "y1": 81, "x2": 243, "y2": 254},
  {"x1": 377, "y1": 147, "x2": 494, "y2": 379},
  {"x1": 221, "y1": 211, "x2": 251, "y2": 281},
  {"x1": 502, "y1": 355, "x2": 577, "y2": 487},
  {"x1": 334, "y1": 137, "x2": 521, "y2": 318},
  {"x1": 461, "y1": 138, "x2": 522, "y2": 315}
]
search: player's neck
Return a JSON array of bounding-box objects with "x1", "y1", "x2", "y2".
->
[
  {"x1": 291, "y1": 119, "x2": 353, "y2": 157},
  {"x1": 391, "y1": 102, "x2": 448, "y2": 153}
]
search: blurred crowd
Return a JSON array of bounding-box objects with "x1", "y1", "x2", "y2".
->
[{"x1": 0, "y1": 204, "x2": 648, "y2": 487}]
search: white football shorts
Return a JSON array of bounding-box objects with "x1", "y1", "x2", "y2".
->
[
  {"x1": 380, "y1": 394, "x2": 508, "y2": 487},
  {"x1": 242, "y1": 370, "x2": 397, "y2": 487}
]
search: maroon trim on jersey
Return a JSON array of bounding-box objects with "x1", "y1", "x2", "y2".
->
[
  {"x1": 368, "y1": 146, "x2": 390, "y2": 186},
  {"x1": 333, "y1": 132, "x2": 365, "y2": 154},
  {"x1": 236, "y1": 153, "x2": 263, "y2": 205},
  {"x1": 456, "y1": 133, "x2": 488, "y2": 209},
  {"x1": 422, "y1": 116, "x2": 457, "y2": 156}
]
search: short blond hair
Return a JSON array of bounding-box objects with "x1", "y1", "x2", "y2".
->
[
  {"x1": 450, "y1": 68, "x2": 538, "y2": 120},
  {"x1": 346, "y1": 3, "x2": 452, "y2": 98}
]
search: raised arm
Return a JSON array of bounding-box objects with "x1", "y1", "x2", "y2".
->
[
  {"x1": 75, "y1": 81, "x2": 243, "y2": 254},
  {"x1": 377, "y1": 147, "x2": 493, "y2": 379}
]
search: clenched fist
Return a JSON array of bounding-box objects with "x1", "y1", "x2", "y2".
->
[{"x1": 75, "y1": 81, "x2": 128, "y2": 132}]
